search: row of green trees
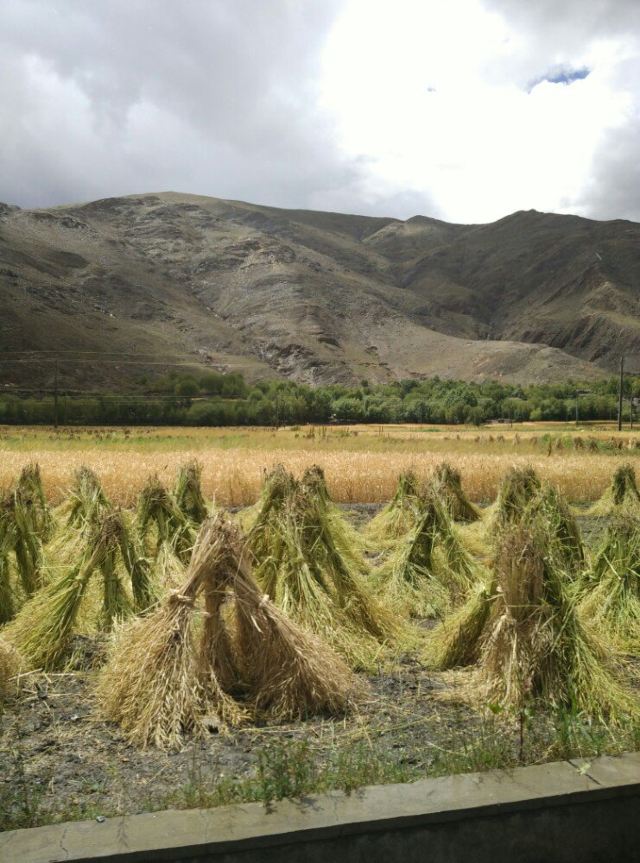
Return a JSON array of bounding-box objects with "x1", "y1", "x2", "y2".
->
[{"x1": 1, "y1": 373, "x2": 639, "y2": 426}]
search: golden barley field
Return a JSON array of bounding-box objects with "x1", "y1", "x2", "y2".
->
[{"x1": 2, "y1": 422, "x2": 640, "y2": 505}]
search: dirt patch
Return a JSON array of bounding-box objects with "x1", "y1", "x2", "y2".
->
[{"x1": 0, "y1": 653, "x2": 480, "y2": 825}]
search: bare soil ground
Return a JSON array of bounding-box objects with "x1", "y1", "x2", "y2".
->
[
  {"x1": 0, "y1": 645, "x2": 479, "y2": 825},
  {"x1": 1, "y1": 509, "x2": 636, "y2": 829}
]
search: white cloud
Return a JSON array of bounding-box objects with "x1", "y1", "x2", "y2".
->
[{"x1": 319, "y1": 0, "x2": 639, "y2": 222}]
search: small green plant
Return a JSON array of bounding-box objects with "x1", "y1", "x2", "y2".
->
[
  {"x1": 256, "y1": 739, "x2": 317, "y2": 802},
  {"x1": 169, "y1": 738, "x2": 420, "y2": 811}
]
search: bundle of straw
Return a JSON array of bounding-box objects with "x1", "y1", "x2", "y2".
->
[
  {"x1": 533, "y1": 484, "x2": 584, "y2": 571},
  {"x1": 427, "y1": 516, "x2": 637, "y2": 722},
  {"x1": 234, "y1": 570, "x2": 361, "y2": 719},
  {"x1": 0, "y1": 464, "x2": 53, "y2": 599},
  {"x1": 375, "y1": 490, "x2": 475, "y2": 619},
  {"x1": 492, "y1": 466, "x2": 541, "y2": 530},
  {"x1": 97, "y1": 513, "x2": 361, "y2": 748},
  {"x1": 0, "y1": 483, "x2": 47, "y2": 601},
  {"x1": 151, "y1": 538, "x2": 187, "y2": 593},
  {"x1": 0, "y1": 497, "x2": 16, "y2": 623},
  {"x1": 481, "y1": 520, "x2": 635, "y2": 719},
  {"x1": 203, "y1": 516, "x2": 362, "y2": 720},
  {"x1": 300, "y1": 465, "x2": 365, "y2": 566},
  {"x1": 589, "y1": 464, "x2": 640, "y2": 516},
  {"x1": 11, "y1": 497, "x2": 46, "y2": 596},
  {"x1": 96, "y1": 519, "x2": 240, "y2": 749},
  {"x1": 98, "y1": 596, "x2": 210, "y2": 749},
  {"x1": 250, "y1": 466, "x2": 394, "y2": 666},
  {"x1": 432, "y1": 463, "x2": 480, "y2": 523},
  {"x1": 240, "y1": 463, "x2": 295, "y2": 538},
  {"x1": 137, "y1": 476, "x2": 194, "y2": 562},
  {"x1": 66, "y1": 466, "x2": 111, "y2": 529},
  {"x1": 174, "y1": 460, "x2": 208, "y2": 524},
  {"x1": 366, "y1": 471, "x2": 423, "y2": 543},
  {"x1": 16, "y1": 463, "x2": 53, "y2": 542},
  {"x1": 6, "y1": 510, "x2": 139, "y2": 669},
  {"x1": 423, "y1": 574, "x2": 496, "y2": 669},
  {"x1": 580, "y1": 516, "x2": 640, "y2": 650}
]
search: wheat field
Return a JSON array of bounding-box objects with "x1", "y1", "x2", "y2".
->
[{"x1": 1, "y1": 423, "x2": 639, "y2": 505}]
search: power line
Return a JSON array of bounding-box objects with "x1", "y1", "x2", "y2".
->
[
  {"x1": 0, "y1": 358, "x2": 212, "y2": 367},
  {"x1": 0, "y1": 350, "x2": 197, "y2": 358},
  {"x1": 5, "y1": 394, "x2": 237, "y2": 402}
]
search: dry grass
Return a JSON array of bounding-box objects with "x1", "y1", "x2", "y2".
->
[{"x1": 3, "y1": 423, "x2": 640, "y2": 505}]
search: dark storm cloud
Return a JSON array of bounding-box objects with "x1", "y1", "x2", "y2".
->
[{"x1": 0, "y1": 0, "x2": 366, "y2": 209}]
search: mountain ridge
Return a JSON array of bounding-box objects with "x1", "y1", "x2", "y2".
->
[{"x1": 2, "y1": 191, "x2": 638, "y2": 389}]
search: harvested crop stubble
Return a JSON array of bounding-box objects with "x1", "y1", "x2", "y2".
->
[
  {"x1": 6, "y1": 509, "x2": 150, "y2": 669},
  {"x1": 580, "y1": 516, "x2": 640, "y2": 650},
  {"x1": 249, "y1": 465, "x2": 396, "y2": 667},
  {"x1": 589, "y1": 463, "x2": 640, "y2": 516},
  {"x1": 375, "y1": 489, "x2": 475, "y2": 619},
  {"x1": 97, "y1": 513, "x2": 361, "y2": 748},
  {"x1": 426, "y1": 515, "x2": 636, "y2": 722}
]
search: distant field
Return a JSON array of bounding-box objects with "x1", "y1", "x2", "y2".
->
[{"x1": 1, "y1": 422, "x2": 639, "y2": 505}]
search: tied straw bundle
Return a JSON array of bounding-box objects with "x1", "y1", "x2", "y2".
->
[{"x1": 97, "y1": 512, "x2": 363, "y2": 749}]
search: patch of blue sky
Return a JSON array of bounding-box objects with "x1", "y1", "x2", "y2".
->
[{"x1": 527, "y1": 67, "x2": 591, "y2": 92}]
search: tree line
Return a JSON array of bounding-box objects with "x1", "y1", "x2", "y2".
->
[{"x1": 1, "y1": 370, "x2": 638, "y2": 426}]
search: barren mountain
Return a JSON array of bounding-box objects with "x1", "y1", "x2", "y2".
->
[{"x1": 2, "y1": 192, "x2": 638, "y2": 388}]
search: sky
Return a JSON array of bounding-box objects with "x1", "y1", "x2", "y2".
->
[{"x1": 1, "y1": 0, "x2": 639, "y2": 223}]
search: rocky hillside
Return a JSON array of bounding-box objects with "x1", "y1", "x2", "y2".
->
[{"x1": 2, "y1": 192, "x2": 638, "y2": 388}]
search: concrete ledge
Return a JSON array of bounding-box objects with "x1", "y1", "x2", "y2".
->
[{"x1": 1, "y1": 752, "x2": 639, "y2": 863}]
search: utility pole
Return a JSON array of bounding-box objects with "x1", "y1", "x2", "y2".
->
[
  {"x1": 53, "y1": 360, "x2": 59, "y2": 429},
  {"x1": 617, "y1": 355, "x2": 624, "y2": 432}
]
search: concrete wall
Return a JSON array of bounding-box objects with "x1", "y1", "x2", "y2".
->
[{"x1": 2, "y1": 752, "x2": 639, "y2": 863}]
